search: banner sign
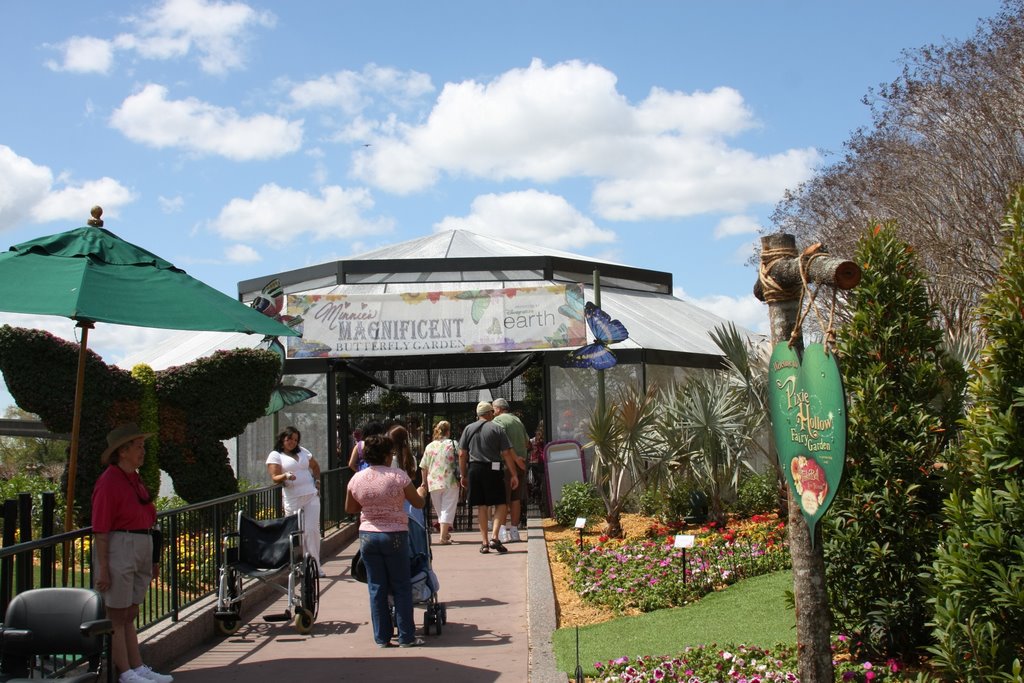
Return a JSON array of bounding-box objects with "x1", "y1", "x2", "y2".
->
[
  {"x1": 285, "y1": 283, "x2": 587, "y2": 358},
  {"x1": 768, "y1": 342, "x2": 847, "y2": 542}
]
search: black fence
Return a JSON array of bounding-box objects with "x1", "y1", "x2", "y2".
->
[{"x1": 0, "y1": 467, "x2": 354, "y2": 628}]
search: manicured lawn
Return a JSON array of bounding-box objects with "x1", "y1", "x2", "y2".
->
[{"x1": 552, "y1": 570, "x2": 795, "y2": 677}]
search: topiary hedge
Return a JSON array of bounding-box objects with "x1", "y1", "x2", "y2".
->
[{"x1": 0, "y1": 325, "x2": 279, "y2": 524}]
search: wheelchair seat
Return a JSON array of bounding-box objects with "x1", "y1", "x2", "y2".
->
[
  {"x1": 0, "y1": 588, "x2": 113, "y2": 682},
  {"x1": 232, "y1": 513, "x2": 300, "y2": 578},
  {"x1": 214, "y1": 510, "x2": 319, "y2": 636}
]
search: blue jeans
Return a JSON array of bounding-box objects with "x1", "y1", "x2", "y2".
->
[{"x1": 359, "y1": 531, "x2": 414, "y2": 645}]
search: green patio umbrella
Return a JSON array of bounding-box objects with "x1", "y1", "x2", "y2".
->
[{"x1": 0, "y1": 207, "x2": 298, "y2": 530}]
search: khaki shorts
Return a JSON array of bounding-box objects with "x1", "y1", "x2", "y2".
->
[
  {"x1": 97, "y1": 532, "x2": 153, "y2": 609},
  {"x1": 504, "y1": 463, "x2": 526, "y2": 503}
]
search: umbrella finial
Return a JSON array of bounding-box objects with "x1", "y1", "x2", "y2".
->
[{"x1": 88, "y1": 206, "x2": 104, "y2": 227}]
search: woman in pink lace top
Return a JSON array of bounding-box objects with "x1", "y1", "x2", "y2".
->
[{"x1": 345, "y1": 434, "x2": 427, "y2": 648}]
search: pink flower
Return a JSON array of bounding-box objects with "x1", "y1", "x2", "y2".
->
[{"x1": 886, "y1": 658, "x2": 901, "y2": 673}]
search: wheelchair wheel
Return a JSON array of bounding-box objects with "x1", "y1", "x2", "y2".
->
[
  {"x1": 293, "y1": 607, "x2": 314, "y2": 634},
  {"x1": 214, "y1": 567, "x2": 242, "y2": 636},
  {"x1": 216, "y1": 615, "x2": 241, "y2": 636},
  {"x1": 301, "y1": 555, "x2": 320, "y2": 619}
]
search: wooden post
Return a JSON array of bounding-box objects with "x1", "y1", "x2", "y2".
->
[{"x1": 756, "y1": 233, "x2": 860, "y2": 683}]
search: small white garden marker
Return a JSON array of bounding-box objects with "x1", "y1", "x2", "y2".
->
[{"x1": 674, "y1": 534, "x2": 695, "y2": 548}]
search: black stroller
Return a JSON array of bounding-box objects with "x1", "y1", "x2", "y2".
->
[{"x1": 352, "y1": 504, "x2": 446, "y2": 635}]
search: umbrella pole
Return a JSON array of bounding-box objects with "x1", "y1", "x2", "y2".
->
[{"x1": 63, "y1": 321, "x2": 92, "y2": 533}]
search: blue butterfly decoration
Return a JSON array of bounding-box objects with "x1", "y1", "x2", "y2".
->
[
  {"x1": 562, "y1": 302, "x2": 629, "y2": 370},
  {"x1": 251, "y1": 278, "x2": 316, "y2": 415}
]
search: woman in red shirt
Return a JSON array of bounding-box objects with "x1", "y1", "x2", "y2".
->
[{"x1": 91, "y1": 423, "x2": 172, "y2": 683}]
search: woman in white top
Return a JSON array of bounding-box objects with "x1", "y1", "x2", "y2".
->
[{"x1": 266, "y1": 426, "x2": 325, "y2": 577}]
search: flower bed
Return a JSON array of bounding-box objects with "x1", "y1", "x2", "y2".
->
[
  {"x1": 554, "y1": 514, "x2": 791, "y2": 613},
  {"x1": 593, "y1": 637, "x2": 903, "y2": 682}
]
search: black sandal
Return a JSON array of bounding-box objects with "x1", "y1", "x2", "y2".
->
[
  {"x1": 489, "y1": 538, "x2": 508, "y2": 554},
  {"x1": 479, "y1": 544, "x2": 489, "y2": 554}
]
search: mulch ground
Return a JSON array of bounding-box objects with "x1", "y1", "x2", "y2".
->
[{"x1": 541, "y1": 513, "x2": 656, "y2": 628}]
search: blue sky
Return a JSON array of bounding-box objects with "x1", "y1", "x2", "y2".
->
[{"x1": 0, "y1": 0, "x2": 1004, "y2": 414}]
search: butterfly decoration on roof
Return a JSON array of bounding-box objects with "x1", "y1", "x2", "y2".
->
[
  {"x1": 562, "y1": 302, "x2": 629, "y2": 370},
  {"x1": 0, "y1": 325, "x2": 281, "y2": 518},
  {"x1": 559, "y1": 285, "x2": 585, "y2": 322},
  {"x1": 251, "y1": 278, "x2": 316, "y2": 415}
]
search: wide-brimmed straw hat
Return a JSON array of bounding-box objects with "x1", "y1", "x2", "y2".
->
[{"x1": 100, "y1": 423, "x2": 153, "y2": 464}]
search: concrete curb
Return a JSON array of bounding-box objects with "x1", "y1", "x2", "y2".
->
[
  {"x1": 528, "y1": 517, "x2": 567, "y2": 683},
  {"x1": 142, "y1": 522, "x2": 357, "y2": 672}
]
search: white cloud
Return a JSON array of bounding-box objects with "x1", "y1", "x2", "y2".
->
[
  {"x1": 590, "y1": 143, "x2": 818, "y2": 220},
  {"x1": 210, "y1": 183, "x2": 394, "y2": 247},
  {"x1": 676, "y1": 288, "x2": 769, "y2": 335},
  {"x1": 434, "y1": 190, "x2": 616, "y2": 250},
  {"x1": 288, "y1": 64, "x2": 434, "y2": 115},
  {"x1": 0, "y1": 146, "x2": 53, "y2": 232},
  {"x1": 0, "y1": 313, "x2": 167, "y2": 366},
  {"x1": 124, "y1": 0, "x2": 275, "y2": 74},
  {"x1": 44, "y1": 0, "x2": 274, "y2": 76},
  {"x1": 224, "y1": 243, "x2": 260, "y2": 263},
  {"x1": 0, "y1": 146, "x2": 134, "y2": 232},
  {"x1": 31, "y1": 177, "x2": 136, "y2": 224},
  {"x1": 110, "y1": 84, "x2": 303, "y2": 160},
  {"x1": 45, "y1": 36, "x2": 115, "y2": 74},
  {"x1": 158, "y1": 195, "x2": 185, "y2": 213},
  {"x1": 732, "y1": 239, "x2": 758, "y2": 265},
  {"x1": 350, "y1": 58, "x2": 819, "y2": 219},
  {"x1": 713, "y1": 215, "x2": 761, "y2": 239},
  {"x1": 635, "y1": 86, "x2": 756, "y2": 137}
]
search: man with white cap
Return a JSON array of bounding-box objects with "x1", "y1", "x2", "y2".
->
[{"x1": 458, "y1": 401, "x2": 520, "y2": 553}]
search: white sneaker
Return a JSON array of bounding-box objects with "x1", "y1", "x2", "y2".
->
[
  {"x1": 509, "y1": 527, "x2": 521, "y2": 542},
  {"x1": 133, "y1": 665, "x2": 174, "y2": 683},
  {"x1": 120, "y1": 672, "x2": 148, "y2": 683},
  {"x1": 318, "y1": 568, "x2": 327, "y2": 578},
  {"x1": 498, "y1": 526, "x2": 510, "y2": 543}
]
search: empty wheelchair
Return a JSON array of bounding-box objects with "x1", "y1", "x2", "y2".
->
[
  {"x1": 213, "y1": 510, "x2": 320, "y2": 636},
  {"x1": 0, "y1": 587, "x2": 114, "y2": 682}
]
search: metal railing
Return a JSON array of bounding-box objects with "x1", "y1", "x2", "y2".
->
[{"x1": 0, "y1": 467, "x2": 353, "y2": 630}]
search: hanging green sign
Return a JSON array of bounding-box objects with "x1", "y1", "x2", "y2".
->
[{"x1": 768, "y1": 342, "x2": 846, "y2": 542}]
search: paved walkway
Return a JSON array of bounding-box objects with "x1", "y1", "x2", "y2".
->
[{"x1": 163, "y1": 524, "x2": 541, "y2": 682}]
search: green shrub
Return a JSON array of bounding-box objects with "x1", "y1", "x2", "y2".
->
[
  {"x1": 826, "y1": 222, "x2": 965, "y2": 661},
  {"x1": 636, "y1": 488, "x2": 662, "y2": 517},
  {"x1": 660, "y1": 481, "x2": 700, "y2": 525},
  {"x1": 553, "y1": 481, "x2": 604, "y2": 528},
  {"x1": 823, "y1": 224, "x2": 966, "y2": 663},
  {"x1": 928, "y1": 189, "x2": 1024, "y2": 680},
  {"x1": 732, "y1": 469, "x2": 778, "y2": 517}
]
